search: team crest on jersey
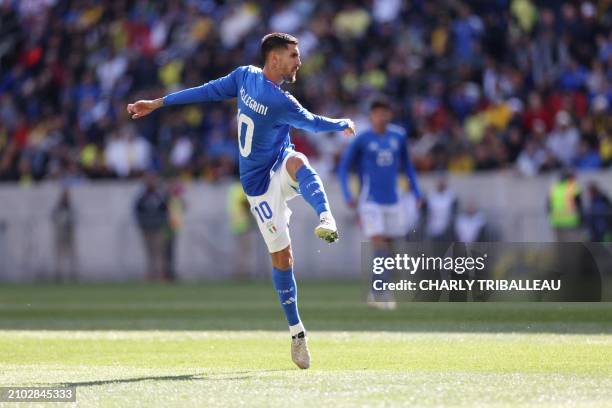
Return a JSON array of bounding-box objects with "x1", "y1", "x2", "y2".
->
[
  {"x1": 389, "y1": 138, "x2": 399, "y2": 150},
  {"x1": 368, "y1": 141, "x2": 378, "y2": 151},
  {"x1": 266, "y1": 221, "x2": 277, "y2": 234}
]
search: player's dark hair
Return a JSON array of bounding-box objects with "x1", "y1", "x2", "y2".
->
[
  {"x1": 369, "y1": 97, "x2": 392, "y2": 111},
  {"x1": 261, "y1": 33, "x2": 298, "y2": 63}
]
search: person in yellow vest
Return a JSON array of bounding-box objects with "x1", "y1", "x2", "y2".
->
[{"x1": 547, "y1": 169, "x2": 583, "y2": 242}]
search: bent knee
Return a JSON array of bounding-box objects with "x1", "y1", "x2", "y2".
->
[
  {"x1": 271, "y1": 246, "x2": 294, "y2": 270},
  {"x1": 285, "y1": 154, "x2": 308, "y2": 180}
]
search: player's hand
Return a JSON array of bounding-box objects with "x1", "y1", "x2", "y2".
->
[
  {"x1": 343, "y1": 119, "x2": 355, "y2": 137},
  {"x1": 127, "y1": 99, "x2": 163, "y2": 119}
]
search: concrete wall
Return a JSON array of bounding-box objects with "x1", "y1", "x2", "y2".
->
[{"x1": 1, "y1": 169, "x2": 611, "y2": 282}]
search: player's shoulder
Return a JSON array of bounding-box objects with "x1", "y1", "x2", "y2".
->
[
  {"x1": 283, "y1": 91, "x2": 302, "y2": 109},
  {"x1": 241, "y1": 68, "x2": 297, "y2": 106},
  {"x1": 355, "y1": 128, "x2": 375, "y2": 144},
  {"x1": 234, "y1": 65, "x2": 260, "y2": 78},
  {"x1": 387, "y1": 124, "x2": 407, "y2": 138},
  {"x1": 357, "y1": 127, "x2": 373, "y2": 136},
  {"x1": 267, "y1": 86, "x2": 302, "y2": 111},
  {"x1": 244, "y1": 65, "x2": 262, "y2": 74}
]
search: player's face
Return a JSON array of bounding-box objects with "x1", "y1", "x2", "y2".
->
[
  {"x1": 278, "y1": 44, "x2": 301, "y2": 83},
  {"x1": 369, "y1": 107, "x2": 392, "y2": 130}
]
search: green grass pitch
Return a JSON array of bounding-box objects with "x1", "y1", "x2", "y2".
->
[{"x1": 1, "y1": 282, "x2": 612, "y2": 407}]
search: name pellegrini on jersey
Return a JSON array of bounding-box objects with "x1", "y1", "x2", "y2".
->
[{"x1": 240, "y1": 87, "x2": 269, "y2": 116}]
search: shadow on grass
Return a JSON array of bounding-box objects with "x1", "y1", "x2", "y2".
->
[{"x1": 49, "y1": 370, "x2": 288, "y2": 388}]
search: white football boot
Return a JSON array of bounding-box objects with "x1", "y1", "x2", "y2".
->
[
  {"x1": 291, "y1": 331, "x2": 311, "y2": 369},
  {"x1": 314, "y1": 211, "x2": 339, "y2": 243}
]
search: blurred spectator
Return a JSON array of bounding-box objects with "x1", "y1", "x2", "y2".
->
[
  {"x1": 169, "y1": 135, "x2": 194, "y2": 171},
  {"x1": 454, "y1": 202, "x2": 488, "y2": 243},
  {"x1": 547, "y1": 169, "x2": 583, "y2": 242},
  {"x1": 591, "y1": 95, "x2": 611, "y2": 141},
  {"x1": 516, "y1": 139, "x2": 548, "y2": 177},
  {"x1": 452, "y1": 3, "x2": 483, "y2": 64},
  {"x1": 424, "y1": 179, "x2": 458, "y2": 241},
  {"x1": 546, "y1": 111, "x2": 580, "y2": 168},
  {"x1": 134, "y1": 173, "x2": 169, "y2": 281},
  {"x1": 522, "y1": 92, "x2": 553, "y2": 133},
  {"x1": 0, "y1": 1, "x2": 610, "y2": 182},
  {"x1": 574, "y1": 139, "x2": 602, "y2": 170},
  {"x1": 585, "y1": 182, "x2": 612, "y2": 242},
  {"x1": 51, "y1": 188, "x2": 77, "y2": 281},
  {"x1": 105, "y1": 124, "x2": 151, "y2": 178}
]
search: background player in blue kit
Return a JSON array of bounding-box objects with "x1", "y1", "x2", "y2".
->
[
  {"x1": 338, "y1": 98, "x2": 422, "y2": 310},
  {"x1": 127, "y1": 33, "x2": 355, "y2": 369}
]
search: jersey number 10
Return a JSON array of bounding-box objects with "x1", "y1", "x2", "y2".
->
[
  {"x1": 253, "y1": 201, "x2": 273, "y2": 223},
  {"x1": 238, "y1": 110, "x2": 254, "y2": 157}
]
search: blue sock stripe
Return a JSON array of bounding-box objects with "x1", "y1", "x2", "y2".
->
[
  {"x1": 295, "y1": 165, "x2": 330, "y2": 216},
  {"x1": 272, "y1": 267, "x2": 301, "y2": 326}
]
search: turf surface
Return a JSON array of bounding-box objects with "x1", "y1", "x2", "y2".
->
[{"x1": 1, "y1": 282, "x2": 611, "y2": 407}]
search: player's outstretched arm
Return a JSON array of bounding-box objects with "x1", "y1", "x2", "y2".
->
[
  {"x1": 127, "y1": 98, "x2": 163, "y2": 120},
  {"x1": 343, "y1": 119, "x2": 356, "y2": 137},
  {"x1": 127, "y1": 67, "x2": 244, "y2": 120},
  {"x1": 283, "y1": 94, "x2": 355, "y2": 136}
]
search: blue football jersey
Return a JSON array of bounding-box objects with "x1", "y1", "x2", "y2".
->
[
  {"x1": 338, "y1": 125, "x2": 422, "y2": 205},
  {"x1": 163, "y1": 65, "x2": 350, "y2": 196}
]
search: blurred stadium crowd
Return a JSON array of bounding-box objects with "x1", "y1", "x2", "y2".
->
[{"x1": 0, "y1": 0, "x2": 611, "y2": 184}]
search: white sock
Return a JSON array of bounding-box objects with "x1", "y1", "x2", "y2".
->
[
  {"x1": 319, "y1": 210, "x2": 333, "y2": 221},
  {"x1": 289, "y1": 321, "x2": 305, "y2": 337}
]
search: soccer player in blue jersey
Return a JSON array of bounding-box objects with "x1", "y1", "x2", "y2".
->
[
  {"x1": 338, "y1": 98, "x2": 421, "y2": 310},
  {"x1": 127, "y1": 33, "x2": 355, "y2": 369}
]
